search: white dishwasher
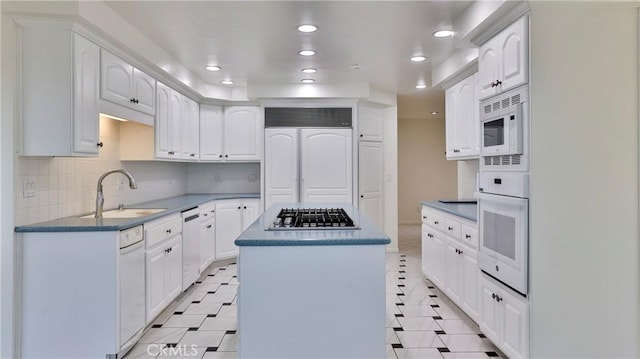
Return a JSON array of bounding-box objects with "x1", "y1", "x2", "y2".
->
[
  {"x1": 182, "y1": 207, "x2": 201, "y2": 290},
  {"x1": 119, "y1": 225, "x2": 145, "y2": 351}
]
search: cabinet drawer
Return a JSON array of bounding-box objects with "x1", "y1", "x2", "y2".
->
[
  {"x1": 444, "y1": 218, "x2": 461, "y2": 239},
  {"x1": 421, "y1": 207, "x2": 430, "y2": 224},
  {"x1": 145, "y1": 213, "x2": 182, "y2": 248},
  {"x1": 199, "y1": 202, "x2": 216, "y2": 220},
  {"x1": 461, "y1": 224, "x2": 478, "y2": 248},
  {"x1": 429, "y1": 213, "x2": 445, "y2": 232}
]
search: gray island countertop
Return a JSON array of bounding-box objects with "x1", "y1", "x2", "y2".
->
[
  {"x1": 15, "y1": 193, "x2": 260, "y2": 233},
  {"x1": 235, "y1": 203, "x2": 391, "y2": 246},
  {"x1": 421, "y1": 200, "x2": 478, "y2": 222}
]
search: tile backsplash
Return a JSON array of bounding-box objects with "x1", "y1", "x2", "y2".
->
[
  {"x1": 187, "y1": 162, "x2": 260, "y2": 194},
  {"x1": 14, "y1": 117, "x2": 260, "y2": 226}
]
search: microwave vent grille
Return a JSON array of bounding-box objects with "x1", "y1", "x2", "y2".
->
[
  {"x1": 512, "y1": 94, "x2": 521, "y2": 104},
  {"x1": 481, "y1": 85, "x2": 528, "y2": 117},
  {"x1": 483, "y1": 155, "x2": 522, "y2": 167}
]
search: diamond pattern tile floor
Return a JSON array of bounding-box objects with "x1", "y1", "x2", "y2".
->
[{"x1": 124, "y1": 225, "x2": 503, "y2": 359}]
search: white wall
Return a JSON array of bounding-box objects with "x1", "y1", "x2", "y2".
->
[
  {"x1": 1, "y1": 10, "x2": 16, "y2": 357},
  {"x1": 457, "y1": 160, "x2": 478, "y2": 199},
  {"x1": 397, "y1": 115, "x2": 458, "y2": 224},
  {"x1": 529, "y1": 4, "x2": 638, "y2": 357},
  {"x1": 384, "y1": 106, "x2": 399, "y2": 251}
]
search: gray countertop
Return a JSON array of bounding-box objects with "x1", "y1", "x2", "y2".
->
[
  {"x1": 235, "y1": 203, "x2": 391, "y2": 246},
  {"x1": 15, "y1": 193, "x2": 260, "y2": 233},
  {"x1": 421, "y1": 200, "x2": 478, "y2": 222}
]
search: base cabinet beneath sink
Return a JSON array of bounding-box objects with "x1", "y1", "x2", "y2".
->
[{"x1": 18, "y1": 231, "x2": 124, "y2": 358}]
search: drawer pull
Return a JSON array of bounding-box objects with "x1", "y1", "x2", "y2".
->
[
  {"x1": 465, "y1": 234, "x2": 471, "y2": 239},
  {"x1": 434, "y1": 221, "x2": 439, "y2": 225},
  {"x1": 448, "y1": 226, "x2": 453, "y2": 231},
  {"x1": 207, "y1": 225, "x2": 212, "y2": 229},
  {"x1": 166, "y1": 229, "x2": 172, "y2": 234}
]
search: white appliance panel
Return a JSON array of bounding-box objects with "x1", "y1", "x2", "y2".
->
[{"x1": 265, "y1": 128, "x2": 299, "y2": 210}]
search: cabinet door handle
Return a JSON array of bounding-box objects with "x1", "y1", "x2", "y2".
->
[
  {"x1": 465, "y1": 234, "x2": 471, "y2": 239},
  {"x1": 422, "y1": 216, "x2": 426, "y2": 219},
  {"x1": 459, "y1": 249, "x2": 463, "y2": 255},
  {"x1": 494, "y1": 178, "x2": 502, "y2": 184},
  {"x1": 135, "y1": 98, "x2": 139, "y2": 104},
  {"x1": 360, "y1": 195, "x2": 364, "y2": 198},
  {"x1": 448, "y1": 226, "x2": 453, "y2": 231},
  {"x1": 130, "y1": 98, "x2": 135, "y2": 103},
  {"x1": 360, "y1": 134, "x2": 364, "y2": 138},
  {"x1": 166, "y1": 229, "x2": 172, "y2": 234},
  {"x1": 97, "y1": 142, "x2": 104, "y2": 148},
  {"x1": 190, "y1": 153, "x2": 196, "y2": 157},
  {"x1": 497, "y1": 296, "x2": 503, "y2": 302},
  {"x1": 219, "y1": 155, "x2": 223, "y2": 158},
  {"x1": 492, "y1": 293, "x2": 497, "y2": 300},
  {"x1": 225, "y1": 154, "x2": 229, "y2": 158},
  {"x1": 207, "y1": 224, "x2": 212, "y2": 229},
  {"x1": 168, "y1": 151, "x2": 175, "y2": 155},
  {"x1": 495, "y1": 80, "x2": 502, "y2": 86},
  {"x1": 243, "y1": 206, "x2": 247, "y2": 209},
  {"x1": 237, "y1": 206, "x2": 241, "y2": 210},
  {"x1": 434, "y1": 221, "x2": 439, "y2": 225}
]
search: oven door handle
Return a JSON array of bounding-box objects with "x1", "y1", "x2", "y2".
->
[{"x1": 476, "y1": 192, "x2": 528, "y2": 205}]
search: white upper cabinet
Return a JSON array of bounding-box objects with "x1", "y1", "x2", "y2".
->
[
  {"x1": 101, "y1": 50, "x2": 156, "y2": 115},
  {"x1": 155, "y1": 82, "x2": 182, "y2": 160},
  {"x1": 200, "y1": 105, "x2": 224, "y2": 161},
  {"x1": 200, "y1": 106, "x2": 262, "y2": 162},
  {"x1": 18, "y1": 20, "x2": 101, "y2": 157},
  {"x1": 445, "y1": 74, "x2": 479, "y2": 160},
  {"x1": 358, "y1": 104, "x2": 384, "y2": 141},
  {"x1": 180, "y1": 96, "x2": 199, "y2": 160},
  {"x1": 224, "y1": 106, "x2": 262, "y2": 161},
  {"x1": 478, "y1": 16, "x2": 528, "y2": 100}
]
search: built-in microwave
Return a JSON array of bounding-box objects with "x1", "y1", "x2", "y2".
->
[
  {"x1": 479, "y1": 85, "x2": 528, "y2": 158},
  {"x1": 480, "y1": 103, "x2": 523, "y2": 157}
]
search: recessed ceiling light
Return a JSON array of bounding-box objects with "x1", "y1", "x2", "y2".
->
[
  {"x1": 431, "y1": 111, "x2": 439, "y2": 115},
  {"x1": 416, "y1": 84, "x2": 427, "y2": 89},
  {"x1": 297, "y1": 24, "x2": 318, "y2": 33},
  {"x1": 221, "y1": 80, "x2": 234, "y2": 85},
  {"x1": 433, "y1": 30, "x2": 455, "y2": 38},
  {"x1": 302, "y1": 68, "x2": 317, "y2": 73},
  {"x1": 301, "y1": 79, "x2": 315, "y2": 83},
  {"x1": 410, "y1": 56, "x2": 426, "y2": 62},
  {"x1": 299, "y1": 50, "x2": 316, "y2": 56},
  {"x1": 205, "y1": 65, "x2": 221, "y2": 71}
]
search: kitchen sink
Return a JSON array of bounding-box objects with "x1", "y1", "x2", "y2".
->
[{"x1": 80, "y1": 208, "x2": 167, "y2": 219}]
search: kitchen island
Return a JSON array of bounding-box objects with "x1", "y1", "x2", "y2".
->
[{"x1": 235, "y1": 203, "x2": 390, "y2": 359}]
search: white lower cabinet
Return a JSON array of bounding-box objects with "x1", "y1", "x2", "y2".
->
[
  {"x1": 215, "y1": 198, "x2": 261, "y2": 259},
  {"x1": 145, "y1": 214, "x2": 183, "y2": 323},
  {"x1": 422, "y1": 225, "x2": 446, "y2": 290},
  {"x1": 444, "y1": 238, "x2": 479, "y2": 322},
  {"x1": 479, "y1": 273, "x2": 529, "y2": 359},
  {"x1": 421, "y1": 206, "x2": 479, "y2": 323},
  {"x1": 199, "y1": 202, "x2": 217, "y2": 273}
]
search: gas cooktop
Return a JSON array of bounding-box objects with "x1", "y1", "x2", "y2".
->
[{"x1": 267, "y1": 208, "x2": 360, "y2": 231}]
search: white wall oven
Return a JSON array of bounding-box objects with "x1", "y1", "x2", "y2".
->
[{"x1": 477, "y1": 172, "x2": 529, "y2": 296}]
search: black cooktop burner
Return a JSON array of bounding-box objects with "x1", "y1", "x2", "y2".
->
[{"x1": 268, "y1": 208, "x2": 360, "y2": 230}]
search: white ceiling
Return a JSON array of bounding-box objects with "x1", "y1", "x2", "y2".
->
[{"x1": 104, "y1": 1, "x2": 473, "y2": 117}]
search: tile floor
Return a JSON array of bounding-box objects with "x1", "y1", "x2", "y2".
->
[{"x1": 125, "y1": 225, "x2": 502, "y2": 359}]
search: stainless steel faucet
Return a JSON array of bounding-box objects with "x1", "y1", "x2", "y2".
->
[{"x1": 95, "y1": 169, "x2": 138, "y2": 218}]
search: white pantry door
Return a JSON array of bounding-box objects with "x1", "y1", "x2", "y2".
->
[
  {"x1": 358, "y1": 141, "x2": 383, "y2": 230},
  {"x1": 300, "y1": 128, "x2": 352, "y2": 203},
  {"x1": 264, "y1": 128, "x2": 299, "y2": 210}
]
